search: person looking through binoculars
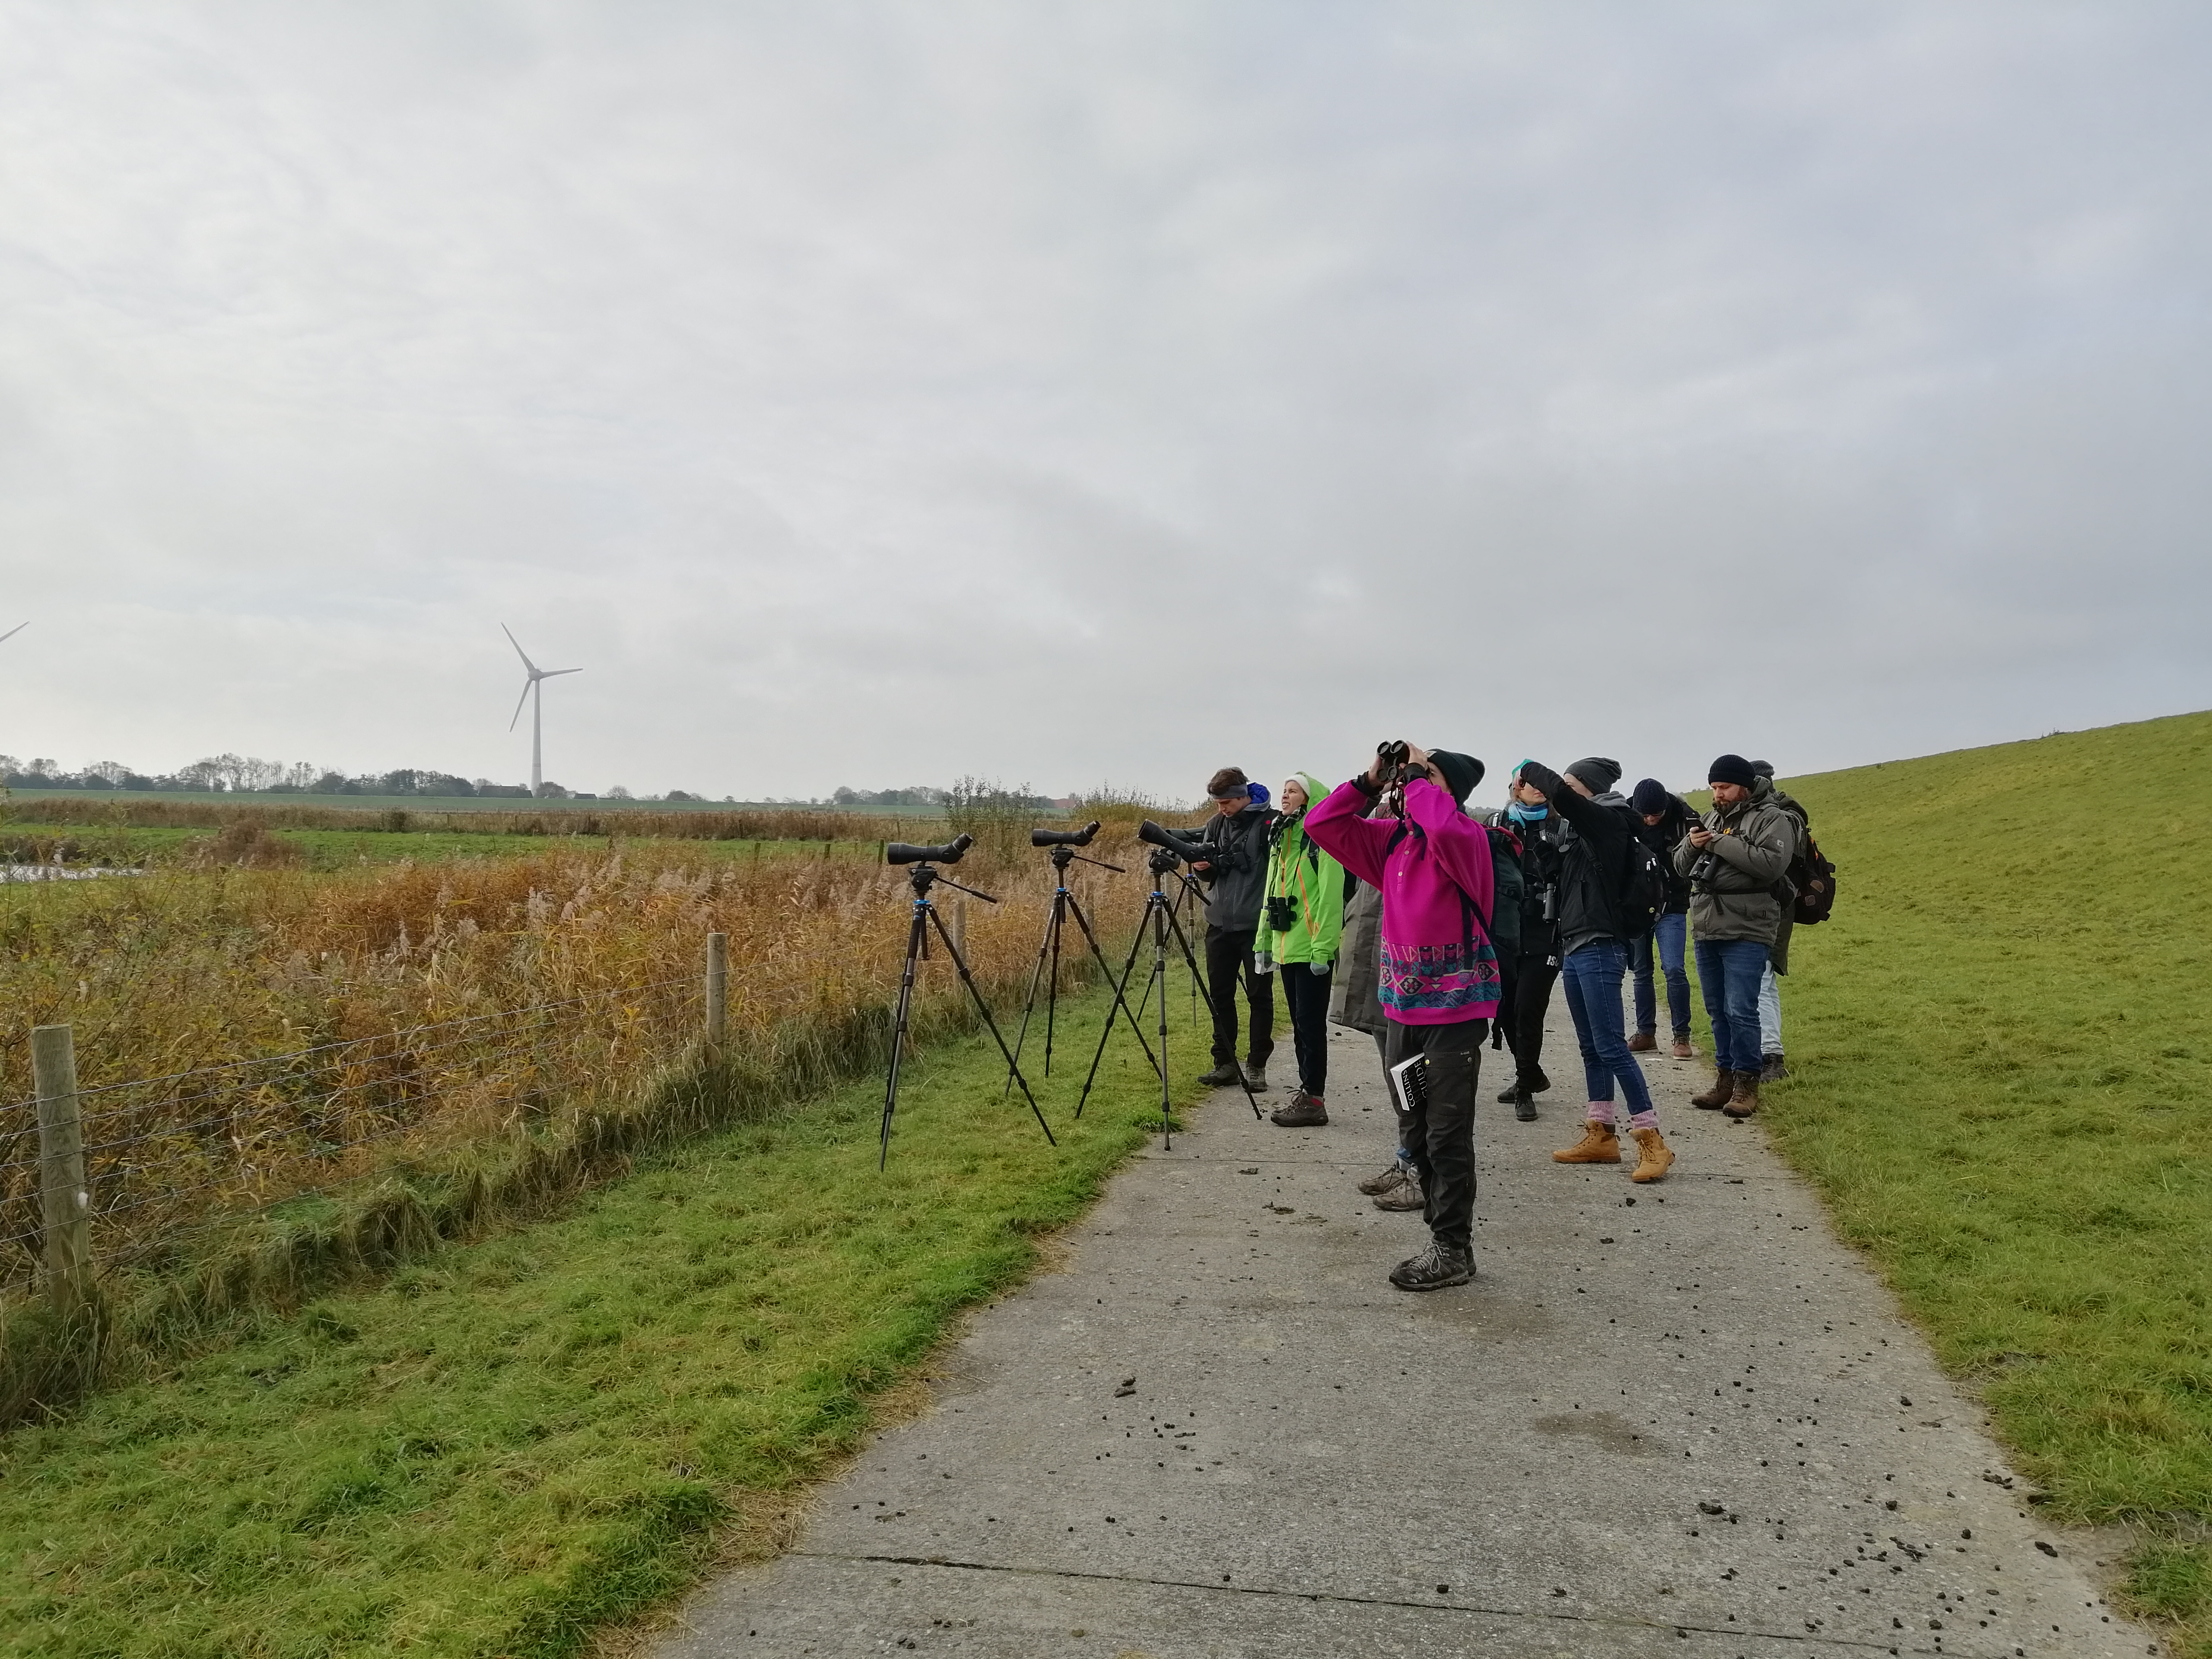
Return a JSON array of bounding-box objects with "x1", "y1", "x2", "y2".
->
[
  {"x1": 1305, "y1": 742, "x2": 1498, "y2": 1292},
  {"x1": 1253, "y1": 773, "x2": 1345, "y2": 1128},
  {"x1": 1188, "y1": 767, "x2": 1277, "y2": 1092}
]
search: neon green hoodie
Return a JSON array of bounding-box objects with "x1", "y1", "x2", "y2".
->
[{"x1": 1255, "y1": 772, "x2": 1347, "y2": 968}]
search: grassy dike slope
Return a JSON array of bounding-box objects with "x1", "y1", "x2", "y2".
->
[
  {"x1": 1762, "y1": 709, "x2": 2212, "y2": 1642},
  {"x1": 0, "y1": 985, "x2": 1196, "y2": 1659}
]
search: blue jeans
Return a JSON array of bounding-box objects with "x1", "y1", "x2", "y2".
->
[
  {"x1": 1631, "y1": 912, "x2": 1692, "y2": 1038},
  {"x1": 1558, "y1": 939, "x2": 1653, "y2": 1116},
  {"x1": 1695, "y1": 938, "x2": 1770, "y2": 1073}
]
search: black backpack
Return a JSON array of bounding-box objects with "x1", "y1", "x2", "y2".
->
[
  {"x1": 1791, "y1": 831, "x2": 1838, "y2": 926},
  {"x1": 1610, "y1": 805, "x2": 1669, "y2": 934},
  {"x1": 1482, "y1": 825, "x2": 1524, "y2": 957}
]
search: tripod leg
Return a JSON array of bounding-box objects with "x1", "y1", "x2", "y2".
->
[
  {"x1": 880, "y1": 903, "x2": 929, "y2": 1168},
  {"x1": 1044, "y1": 888, "x2": 1066, "y2": 1077},
  {"x1": 1003, "y1": 892, "x2": 1061, "y2": 1100},
  {"x1": 927, "y1": 906, "x2": 1057, "y2": 1146},
  {"x1": 1154, "y1": 899, "x2": 1174, "y2": 1148},
  {"x1": 1163, "y1": 903, "x2": 1265, "y2": 1120},
  {"x1": 1064, "y1": 892, "x2": 1161, "y2": 1079},
  {"x1": 1074, "y1": 891, "x2": 1158, "y2": 1119}
]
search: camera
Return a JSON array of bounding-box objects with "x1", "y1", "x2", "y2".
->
[
  {"x1": 886, "y1": 834, "x2": 974, "y2": 866},
  {"x1": 1265, "y1": 894, "x2": 1297, "y2": 932},
  {"x1": 1687, "y1": 851, "x2": 1722, "y2": 888},
  {"x1": 1030, "y1": 820, "x2": 1102, "y2": 849},
  {"x1": 1137, "y1": 819, "x2": 1209, "y2": 864}
]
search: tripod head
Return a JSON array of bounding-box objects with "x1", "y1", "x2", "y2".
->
[
  {"x1": 1145, "y1": 845, "x2": 1184, "y2": 880},
  {"x1": 1045, "y1": 842, "x2": 1126, "y2": 877}
]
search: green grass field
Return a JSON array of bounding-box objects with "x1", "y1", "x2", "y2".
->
[
  {"x1": 0, "y1": 981, "x2": 1200, "y2": 1659},
  {"x1": 1746, "y1": 710, "x2": 2212, "y2": 1650}
]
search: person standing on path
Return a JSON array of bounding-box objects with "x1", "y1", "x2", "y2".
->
[
  {"x1": 1478, "y1": 767, "x2": 1567, "y2": 1121},
  {"x1": 1306, "y1": 744, "x2": 1499, "y2": 1290},
  {"x1": 1678, "y1": 753, "x2": 1798, "y2": 1118},
  {"x1": 1626, "y1": 778, "x2": 1696, "y2": 1061},
  {"x1": 1187, "y1": 767, "x2": 1276, "y2": 1093},
  {"x1": 1255, "y1": 774, "x2": 1346, "y2": 1128},
  {"x1": 1750, "y1": 759, "x2": 1808, "y2": 1082},
  {"x1": 1508, "y1": 758, "x2": 1675, "y2": 1184}
]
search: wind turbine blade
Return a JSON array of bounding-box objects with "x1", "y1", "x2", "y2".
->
[
  {"x1": 542, "y1": 667, "x2": 582, "y2": 678},
  {"x1": 500, "y1": 623, "x2": 540, "y2": 677},
  {"x1": 0, "y1": 621, "x2": 26, "y2": 646},
  {"x1": 508, "y1": 680, "x2": 532, "y2": 731}
]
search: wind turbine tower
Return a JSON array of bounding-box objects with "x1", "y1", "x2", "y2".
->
[{"x1": 502, "y1": 626, "x2": 582, "y2": 797}]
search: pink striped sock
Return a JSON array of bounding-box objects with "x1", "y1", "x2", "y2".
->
[
  {"x1": 1630, "y1": 1109, "x2": 1659, "y2": 1131},
  {"x1": 1586, "y1": 1102, "x2": 1616, "y2": 1124}
]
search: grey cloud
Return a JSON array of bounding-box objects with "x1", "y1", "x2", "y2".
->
[{"x1": 0, "y1": 2, "x2": 2207, "y2": 801}]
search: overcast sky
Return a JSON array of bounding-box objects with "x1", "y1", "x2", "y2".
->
[{"x1": 3, "y1": 3, "x2": 2208, "y2": 806}]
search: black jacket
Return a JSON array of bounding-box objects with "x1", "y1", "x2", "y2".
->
[
  {"x1": 1631, "y1": 792, "x2": 1695, "y2": 915},
  {"x1": 1192, "y1": 802, "x2": 1271, "y2": 931},
  {"x1": 1517, "y1": 761, "x2": 1639, "y2": 956},
  {"x1": 1479, "y1": 807, "x2": 1568, "y2": 961}
]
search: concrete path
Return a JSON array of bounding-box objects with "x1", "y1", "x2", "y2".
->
[{"x1": 656, "y1": 1006, "x2": 2153, "y2": 1659}]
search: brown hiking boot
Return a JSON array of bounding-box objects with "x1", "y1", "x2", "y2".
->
[
  {"x1": 1552, "y1": 1121, "x2": 1621, "y2": 1164},
  {"x1": 1669, "y1": 1036, "x2": 1694, "y2": 1061},
  {"x1": 1690, "y1": 1068, "x2": 1735, "y2": 1110},
  {"x1": 1626, "y1": 1030, "x2": 1657, "y2": 1053},
  {"x1": 1629, "y1": 1126, "x2": 1675, "y2": 1182},
  {"x1": 1724, "y1": 1073, "x2": 1760, "y2": 1119}
]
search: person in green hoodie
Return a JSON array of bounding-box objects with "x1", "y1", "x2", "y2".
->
[{"x1": 1255, "y1": 773, "x2": 1347, "y2": 1128}]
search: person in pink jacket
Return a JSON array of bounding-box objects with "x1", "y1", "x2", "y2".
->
[{"x1": 1305, "y1": 743, "x2": 1499, "y2": 1291}]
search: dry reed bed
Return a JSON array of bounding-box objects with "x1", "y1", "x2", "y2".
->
[{"x1": 0, "y1": 837, "x2": 1150, "y2": 1290}]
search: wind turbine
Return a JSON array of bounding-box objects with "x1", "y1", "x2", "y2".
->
[
  {"x1": 502, "y1": 625, "x2": 581, "y2": 797},
  {"x1": 0, "y1": 622, "x2": 24, "y2": 647}
]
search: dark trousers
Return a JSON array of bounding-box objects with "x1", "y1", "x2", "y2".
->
[
  {"x1": 1278, "y1": 962, "x2": 1330, "y2": 1097},
  {"x1": 1495, "y1": 952, "x2": 1560, "y2": 1090},
  {"x1": 1560, "y1": 939, "x2": 1653, "y2": 1114},
  {"x1": 1695, "y1": 937, "x2": 1768, "y2": 1073},
  {"x1": 1382, "y1": 1017, "x2": 1486, "y2": 1254},
  {"x1": 1205, "y1": 926, "x2": 1275, "y2": 1068}
]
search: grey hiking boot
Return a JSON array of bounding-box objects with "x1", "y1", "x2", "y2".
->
[
  {"x1": 1388, "y1": 1242, "x2": 1474, "y2": 1292},
  {"x1": 1269, "y1": 1090, "x2": 1327, "y2": 1127},
  {"x1": 1196, "y1": 1061, "x2": 1241, "y2": 1087},
  {"x1": 1357, "y1": 1162, "x2": 1410, "y2": 1196},
  {"x1": 1760, "y1": 1052, "x2": 1790, "y2": 1083},
  {"x1": 1242, "y1": 1060, "x2": 1271, "y2": 1092},
  {"x1": 1373, "y1": 1170, "x2": 1426, "y2": 1211}
]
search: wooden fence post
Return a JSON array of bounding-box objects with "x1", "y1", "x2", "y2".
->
[
  {"x1": 948, "y1": 897, "x2": 968, "y2": 961},
  {"x1": 705, "y1": 931, "x2": 728, "y2": 1047},
  {"x1": 32, "y1": 1024, "x2": 93, "y2": 1309}
]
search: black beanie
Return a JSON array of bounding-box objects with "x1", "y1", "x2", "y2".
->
[
  {"x1": 1565, "y1": 756, "x2": 1621, "y2": 794},
  {"x1": 1630, "y1": 778, "x2": 1668, "y2": 815},
  {"x1": 1708, "y1": 753, "x2": 1758, "y2": 789},
  {"x1": 1428, "y1": 750, "x2": 1484, "y2": 806},
  {"x1": 1751, "y1": 759, "x2": 1775, "y2": 779}
]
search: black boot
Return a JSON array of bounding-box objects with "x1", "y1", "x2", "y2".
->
[{"x1": 1196, "y1": 1060, "x2": 1241, "y2": 1087}]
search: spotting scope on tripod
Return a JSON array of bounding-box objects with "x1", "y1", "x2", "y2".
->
[
  {"x1": 1075, "y1": 819, "x2": 1263, "y2": 1146},
  {"x1": 878, "y1": 833, "x2": 1056, "y2": 1168},
  {"x1": 1001, "y1": 822, "x2": 1161, "y2": 1097}
]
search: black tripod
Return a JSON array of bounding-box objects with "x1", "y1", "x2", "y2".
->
[
  {"x1": 1076, "y1": 846, "x2": 1263, "y2": 1145},
  {"x1": 879, "y1": 841, "x2": 1055, "y2": 1169},
  {"x1": 1003, "y1": 842, "x2": 1160, "y2": 1096}
]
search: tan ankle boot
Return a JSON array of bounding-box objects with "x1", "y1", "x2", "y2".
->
[
  {"x1": 1690, "y1": 1068, "x2": 1735, "y2": 1109},
  {"x1": 1723, "y1": 1073, "x2": 1760, "y2": 1119},
  {"x1": 1630, "y1": 1126, "x2": 1675, "y2": 1182},
  {"x1": 1553, "y1": 1121, "x2": 1621, "y2": 1164}
]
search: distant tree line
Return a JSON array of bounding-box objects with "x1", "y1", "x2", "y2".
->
[{"x1": 0, "y1": 754, "x2": 728, "y2": 803}]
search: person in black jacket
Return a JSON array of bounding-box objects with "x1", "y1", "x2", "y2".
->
[
  {"x1": 1510, "y1": 758, "x2": 1674, "y2": 1184},
  {"x1": 1481, "y1": 766, "x2": 1567, "y2": 1122},
  {"x1": 1189, "y1": 766, "x2": 1275, "y2": 1090},
  {"x1": 1626, "y1": 778, "x2": 1696, "y2": 1061}
]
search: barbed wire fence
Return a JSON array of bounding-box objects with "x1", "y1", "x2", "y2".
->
[{"x1": 0, "y1": 933, "x2": 732, "y2": 1303}]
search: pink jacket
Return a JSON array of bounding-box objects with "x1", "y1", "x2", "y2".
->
[{"x1": 1305, "y1": 775, "x2": 1500, "y2": 1025}]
